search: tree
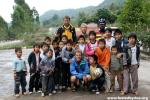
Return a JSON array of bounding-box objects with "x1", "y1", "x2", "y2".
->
[
  {"x1": 77, "y1": 12, "x2": 87, "y2": 26},
  {"x1": 0, "y1": 16, "x2": 8, "y2": 40}
]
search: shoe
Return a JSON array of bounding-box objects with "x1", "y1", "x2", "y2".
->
[
  {"x1": 67, "y1": 87, "x2": 71, "y2": 90},
  {"x1": 133, "y1": 91, "x2": 139, "y2": 96},
  {"x1": 120, "y1": 91, "x2": 126, "y2": 95},
  {"x1": 22, "y1": 92, "x2": 27, "y2": 95},
  {"x1": 15, "y1": 94, "x2": 20, "y2": 97},
  {"x1": 49, "y1": 93, "x2": 52, "y2": 96},
  {"x1": 52, "y1": 90, "x2": 57, "y2": 94},
  {"x1": 96, "y1": 91, "x2": 100, "y2": 95},
  {"x1": 41, "y1": 93, "x2": 44, "y2": 97},
  {"x1": 37, "y1": 90, "x2": 42, "y2": 93},
  {"x1": 109, "y1": 89, "x2": 113, "y2": 93},
  {"x1": 29, "y1": 92, "x2": 33, "y2": 95}
]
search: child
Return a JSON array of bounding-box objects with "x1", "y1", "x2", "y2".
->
[
  {"x1": 121, "y1": 33, "x2": 140, "y2": 95},
  {"x1": 44, "y1": 36, "x2": 55, "y2": 60},
  {"x1": 89, "y1": 55, "x2": 105, "y2": 94},
  {"x1": 85, "y1": 31, "x2": 99, "y2": 58},
  {"x1": 13, "y1": 47, "x2": 27, "y2": 97},
  {"x1": 105, "y1": 28, "x2": 115, "y2": 50},
  {"x1": 109, "y1": 46, "x2": 124, "y2": 93},
  {"x1": 95, "y1": 39, "x2": 111, "y2": 93},
  {"x1": 61, "y1": 39, "x2": 76, "y2": 90},
  {"x1": 61, "y1": 35, "x2": 68, "y2": 45},
  {"x1": 28, "y1": 43, "x2": 41, "y2": 94},
  {"x1": 40, "y1": 42, "x2": 49, "y2": 60},
  {"x1": 76, "y1": 35, "x2": 86, "y2": 54},
  {"x1": 39, "y1": 49, "x2": 56, "y2": 97}
]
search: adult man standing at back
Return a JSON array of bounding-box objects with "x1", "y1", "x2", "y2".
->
[{"x1": 56, "y1": 16, "x2": 77, "y2": 43}]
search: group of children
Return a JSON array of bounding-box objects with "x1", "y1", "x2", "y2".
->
[{"x1": 13, "y1": 28, "x2": 140, "y2": 97}]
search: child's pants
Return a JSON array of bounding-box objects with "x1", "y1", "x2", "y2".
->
[
  {"x1": 14, "y1": 71, "x2": 27, "y2": 94},
  {"x1": 29, "y1": 72, "x2": 40, "y2": 92},
  {"x1": 41, "y1": 74, "x2": 55, "y2": 93},
  {"x1": 62, "y1": 62, "x2": 71, "y2": 87},
  {"x1": 110, "y1": 70, "x2": 123, "y2": 91},
  {"x1": 104, "y1": 71, "x2": 111, "y2": 92},
  {"x1": 123, "y1": 64, "x2": 138, "y2": 93}
]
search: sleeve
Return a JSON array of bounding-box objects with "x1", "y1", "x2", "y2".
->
[
  {"x1": 28, "y1": 53, "x2": 32, "y2": 67},
  {"x1": 72, "y1": 27, "x2": 77, "y2": 43},
  {"x1": 61, "y1": 49, "x2": 68, "y2": 63},
  {"x1": 70, "y1": 61, "x2": 82, "y2": 79},
  {"x1": 13, "y1": 60, "x2": 17, "y2": 71}
]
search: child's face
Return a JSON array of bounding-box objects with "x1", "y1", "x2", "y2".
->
[
  {"x1": 52, "y1": 43, "x2": 58, "y2": 49},
  {"x1": 45, "y1": 39, "x2": 51, "y2": 45},
  {"x1": 16, "y1": 50, "x2": 22, "y2": 58},
  {"x1": 111, "y1": 48, "x2": 118, "y2": 55},
  {"x1": 59, "y1": 42, "x2": 64, "y2": 49},
  {"x1": 34, "y1": 46, "x2": 40, "y2": 53},
  {"x1": 105, "y1": 32, "x2": 111, "y2": 38},
  {"x1": 42, "y1": 45, "x2": 49, "y2": 52},
  {"x1": 89, "y1": 34, "x2": 96, "y2": 41},
  {"x1": 128, "y1": 37, "x2": 136, "y2": 45},
  {"x1": 98, "y1": 42, "x2": 105, "y2": 49},
  {"x1": 78, "y1": 38, "x2": 85, "y2": 44},
  {"x1": 66, "y1": 43, "x2": 72, "y2": 50},
  {"x1": 115, "y1": 33, "x2": 122, "y2": 40},
  {"x1": 46, "y1": 51, "x2": 53, "y2": 58},
  {"x1": 89, "y1": 57, "x2": 96, "y2": 65},
  {"x1": 61, "y1": 37, "x2": 67, "y2": 44}
]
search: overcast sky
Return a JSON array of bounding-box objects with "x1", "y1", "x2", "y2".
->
[{"x1": 0, "y1": 0, "x2": 104, "y2": 22}]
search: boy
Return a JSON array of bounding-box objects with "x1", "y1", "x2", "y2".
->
[
  {"x1": 13, "y1": 47, "x2": 27, "y2": 97},
  {"x1": 85, "y1": 31, "x2": 99, "y2": 58},
  {"x1": 95, "y1": 39, "x2": 111, "y2": 93},
  {"x1": 40, "y1": 42, "x2": 49, "y2": 60},
  {"x1": 76, "y1": 35, "x2": 86, "y2": 53},
  {"x1": 121, "y1": 33, "x2": 140, "y2": 95},
  {"x1": 70, "y1": 50, "x2": 91, "y2": 92},
  {"x1": 105, "y1": 28, "x2": 115, "y2": 50},
  {"x1": 89, "y1": 55, "x2": 105, "y2": 94},
  {"x1": 62, "y1": 39, "x2": 76, "y2": 90},
  {"x1": 28, "y1": 43, "x2": 41, "y2": 94},
  {"x1": 39, "y1": 49, "x2": 56, "y2": 97},
  {"x1": 109, "y1": 46, "x2": 125, "y2": 93},
  {"x1": 61, "y1": 35, "x2": 68, "y2": 45}
]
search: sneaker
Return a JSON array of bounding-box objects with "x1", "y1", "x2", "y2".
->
[
  {"x1": 41, "y1": 93, "x2": 44, "y2": 97},
  {"x1": 15, "y1": 94, "x2": 20, "y2": 97},
  {"x1": 92, "y1": 89, "x2": 96, "y2": 92},
  {"x1": 37, "y1": 90, "x2": 42, "y2": 93},
  {"x1": 22, "y1": 92, "x2": 27, "y2": 95},
  {"x1": 29, "y1": 92, "x2": 33, "y2": 95},
  {"x1": 49, "y1": 93, "x2": 52, "y2": 96},
  {"x1": 96, "y1": 91, "x2": 100, "y2": 95},
  {"x1": 120, "y1": 91, "x2": 126, "y2": 95},
  {"x1": 133, "y1": 91, "x2": 139, "y2": 96},
  {"x1": 109, "y1": 89, "x2": 113, "y2": 93},
  {"x1": 67, "y1": 87, "x2": 71, "y2": 90},
  {"x1": 52, "y1": 90, "x2": 57, "y2": 94}
]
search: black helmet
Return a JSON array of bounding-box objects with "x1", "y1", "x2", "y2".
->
[{"x1": 98, "y1": 18, "x2": 106, "y2": 25}]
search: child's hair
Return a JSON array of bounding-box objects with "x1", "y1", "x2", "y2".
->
[
  {"x1": 114, "y1": 29, "x2": 122, "y2": 35},
  {"x1": 47, "y1": 49, "x2": 53, "y2": 53},
  {"x1": 15, "y1": 47, "x2": 22, "y2": 53},
  {"x1": 89, "y1": 31, "x2": 96, "y2": 37},
  {"x1": 105, "y1": 28, "x2": 112, "y2": 34},
  {"x1": 128, "y1": 33, "x2": 137, "y2": 40},
  {"x1": 90, "y1": 55, "x2": 98, "y2": 63},
  {"x1": 63, "y1": 16, "x2": 70, "y2": 21},
  {"x1": 41, "y1": 42, "x2": 50, "y2": 48},
  {"x1": 52, "y1": 40, "x2": 59, "y2": 45},
  {"x1": 75, "y1": 49, "x2": 82, "y2": 55},
  {"x1": 66, "y1": 39, "x2": 73, "y2": 45},
  {"x1": 78, "y1": 35, "x2": 85, "y2": 41},
  {"x1": 111, "y1": 45, "x2": 118, "y2": 51},
  {"x1": 33, "y1": 43, "x2": 40, "y2": 48},
  {"x1": 61, "y1": 35, "x2": 68, "y2": 40},
  {"x1": 44, "y1": 36, "x2": 51, "y2": 41},
  {"x1": 98, "y1": 39, "x2": 106, "y2": 44},
  {"x1": 59, "y1": 41, "x2": 64, "y2": 44}
]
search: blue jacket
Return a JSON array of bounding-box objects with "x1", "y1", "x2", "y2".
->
[{"x1": 70, "y1": 58, "x2": 90, "y2": 79}]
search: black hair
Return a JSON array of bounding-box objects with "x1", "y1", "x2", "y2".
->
[
  {"x1": 89, "y1": 31, "x2": 96, "y2": 37},
  {"x1": 114, "y1": 29, "x2": 122, "y2": 36},
  {"x1": 78, "y1": 35, "x2": 85, "y2": 41},
  {"x1": 41, "y1": 42, "x2": 50, "y2": 48},
  {"x1": 63, "y1": 16, "x2": 70, "y2": 21},
  {"x1": 44, "y1": 36, "x2": 51, "y2": 41},
  {"x1": 61, "y1": 35, "x2": 68, "y2": 40},
  {"x1": 66, "y1": 39, "x2": 73, "y2": 45},
  {"x1": 90, "y1": 55, "x2": 98, "y2": 63},
  {"x1": 128, "y1": 32, "x2": 137, "y2": 40},
  {"x1": 33, "y1": 43, "x2": 40, "y2": 48},
  {"x1": 111, "y1": 45, "x2": 118, "y2": 51},
  {"x1": 105, "y1": 28, "x2": 112, "y2": 34},
  {"x1": 15, "y1": 47, "x2": 22, "y2": 53},
  {"x1": 98, "y1": 39, "x2": 106, "y2": 44},
  {"x1": 47, "y1": 49, "x2": 53, "y2": 53},
  {"x1": 52, "y1": 40, "x2": 59, "y2": 45}
]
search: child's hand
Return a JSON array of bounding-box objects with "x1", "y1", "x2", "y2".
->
[
  {"x1": 117, "y1": 53, "x2": 123, "y2": 59},
  {"x1": 69, "y1": 59, "x2": 72, "y2": 64}
]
